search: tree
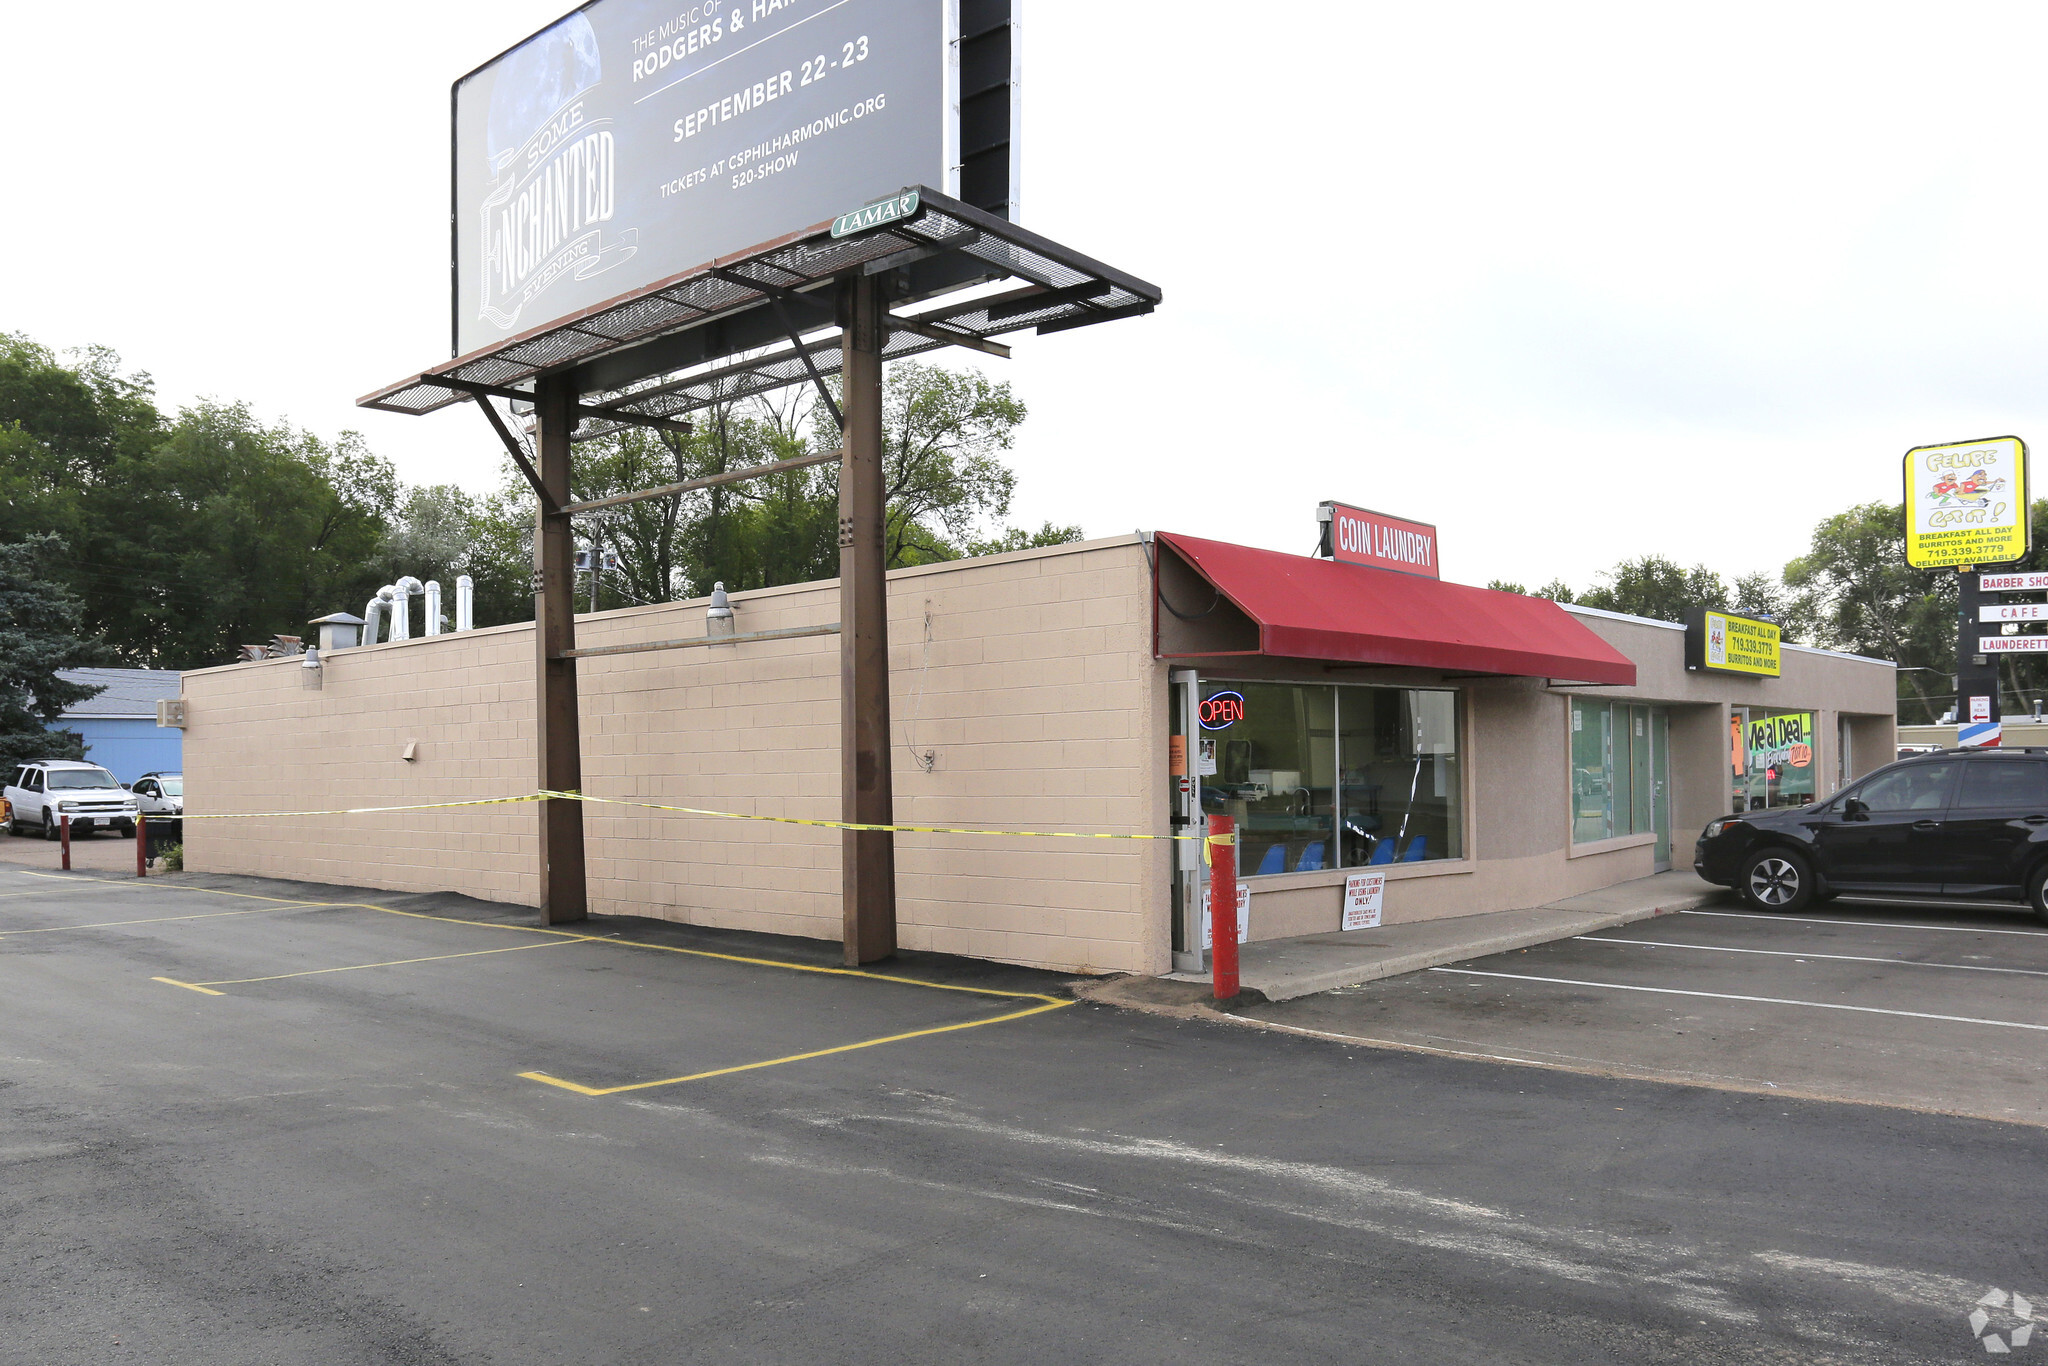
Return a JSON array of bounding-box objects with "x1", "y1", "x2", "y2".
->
[
  {"x1": 1574, "y1": 556, "x2": 1729, "y2": 624},
  {"x1": 1782, "y1": 501, "x2": 1953, "y2": 723},
  {"x1": 0, "y1": 535, "x2": 105, "y2": 770}
]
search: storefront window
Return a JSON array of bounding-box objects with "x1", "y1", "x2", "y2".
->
[
  {"x1": 1732, "y1": 709, "x2": 1817, "y2": 811},
  {"x1": 1200, "y1": 682, "x2": 1461, "y2": 874},
  {"x1": 1572, "y1": 699, "x2": 1664, "y2": 843}
]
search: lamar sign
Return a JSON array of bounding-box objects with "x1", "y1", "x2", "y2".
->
[{"x1": 1318, "y1": 501, "x2": 1439, "y2": 579}]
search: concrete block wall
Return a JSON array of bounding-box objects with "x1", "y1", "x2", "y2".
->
[{"x1": 182, "y1": 537, "x2": 1172, "y2": 975}]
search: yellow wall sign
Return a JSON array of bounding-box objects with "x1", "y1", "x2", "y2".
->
[
  {"x1": 1686, "y1": 608, "x2": 1781, "y2": 677},
  {"x1": 1904, "y1": 436, "x2": 2029, "y2": 569}
]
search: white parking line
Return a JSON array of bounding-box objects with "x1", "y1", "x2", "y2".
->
[
  {"x1": 1429, "y1": 968, "x2": 2048, "y2": 1033},
  {"x1": 1576, "y1": 936, "x2": 2048, "y2": 978},
  {"x1": 1681, "y1": 909, "x2": 2048, "y2": 938}
]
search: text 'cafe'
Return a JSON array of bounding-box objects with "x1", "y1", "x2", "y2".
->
[{"x1": 178, "y1": 500, "x2": 1899, "y2": 978}]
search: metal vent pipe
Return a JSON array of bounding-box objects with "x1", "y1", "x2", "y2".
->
[
  {"x1": 363, "y1": 586, "x2": 394, "y2": 646},
  {"x1": 424, "y1": 581, "x2": 443, "y2": 636},
  {"x1": 391, "y1": 577, "x2": 423, "y2": 641},
  {"x1": 456, "y1": 575, "x2": 474, "y2": 632}
]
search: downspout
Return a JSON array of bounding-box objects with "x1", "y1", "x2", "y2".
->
[
  {"x1": 424, "y1": 581, "x2": 443, "y2": 636},
  {"x1": 455, "y1": 575, "x2": 474, "y2": 632},
  {"x1": 392, "y1": 577, "x2": 423, "y2": 641}
]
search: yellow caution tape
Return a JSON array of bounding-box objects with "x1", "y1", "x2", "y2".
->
[
  {"x1": 539, "y1": 790, "x2": 1233, "y2": 845},
  {"x1": 168, "y1": 788, "x2": 1236, "y2": 847},
  {"x1": 174, "y1": 794, "x2": 549, "y2": 820}
]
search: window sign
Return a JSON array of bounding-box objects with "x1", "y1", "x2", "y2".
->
[
  {"x1": 1198, "y1": 691, "x2": 1245, "y2": 730},
  {"x1": 1731, "y1": 709, "x2": 1816, "y2": 811}
]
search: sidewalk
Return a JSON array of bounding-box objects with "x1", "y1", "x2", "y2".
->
[{"x1": 1085, "y1": 870, "x2": 1726, "y2": 1008}]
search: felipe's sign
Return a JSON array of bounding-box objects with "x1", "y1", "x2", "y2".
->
[
  {"x1": 1903, "y1": 436, "x2": 2029, "y2": 569},
  {"x1": 1319, "y1": 501, "x2": 1439, "y2": 578}
]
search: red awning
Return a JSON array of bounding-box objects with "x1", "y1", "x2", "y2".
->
[{"x1": 1156, "y1": 532, "x2": 1636, "y2": 685}]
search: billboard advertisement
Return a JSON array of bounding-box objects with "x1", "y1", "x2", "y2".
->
[
  {"x1": 1903, "y1": 436, "x2": 2029, "y2": 569},
  {"x1": 453, "y1": 0, "x2": 953, "y2": 357}
]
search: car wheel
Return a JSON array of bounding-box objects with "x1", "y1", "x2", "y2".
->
[
  {"x1": 2027, "y1": 864, "x2": 2048, "y2": 928},
  {"x1": 41, "y1": 812, "x2": 57, "y2": 842},
  {"x1": 117, "y1": 821, "x2": 134, "y2": 840},
  {"x1": 1739, "y1": 848, "x2": 1814, "y2": 912}
]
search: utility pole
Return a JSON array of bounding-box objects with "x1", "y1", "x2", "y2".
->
[
  {"x1": 534, "y1": 374, "x2": 588, "y2": 922},
  {"x1": 838, "y1": 272, "x2": 897, "y2": 964}
]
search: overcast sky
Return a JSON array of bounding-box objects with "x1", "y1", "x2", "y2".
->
[{"x1": 6, "y1": 2, "x2": 2045, "y2": 591}]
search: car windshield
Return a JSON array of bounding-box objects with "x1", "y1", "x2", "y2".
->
[
  {"x1": 47, "y1": 768, "x2": 120, "y2": 790},
  {"x1": 160, "y1": 777, "x2": 183, "y2": 796}
]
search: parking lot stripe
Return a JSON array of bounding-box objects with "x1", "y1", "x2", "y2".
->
[
  {"x1": 1, "y1": 905, "x2": 307, "y2": 938},
  {"x1": 185, "y1": 938, "x2": 597, "y2": 989},
  {"x1": 1430, "y1": 968, "x2": 2048, "y2": 1032},
  {"x1": 519, "y1": 999, "x2": 1075, "y2": 1097},
  {"x1": 1681, "y1": 909, "x2": 2048, "y2": 938},
  {"x1": 152, "y1": 977, "x2": 226, "y2": 996},
  {"x1": 1576, "y1": 936, "x2": 2048, "y2": 978}
]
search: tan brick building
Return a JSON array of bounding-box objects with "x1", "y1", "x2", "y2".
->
[{"x1": 179, "y1": 533, "x2": 1895, "y2": 976}]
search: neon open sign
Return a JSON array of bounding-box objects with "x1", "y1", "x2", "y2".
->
[{"x1": 1199, "y1": 691, "x2": 1245, "y2": 730}]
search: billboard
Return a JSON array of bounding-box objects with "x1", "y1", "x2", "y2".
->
[
  {"x1": 1318, "y1": 501, "x2": 1440, "y2": 579},
  {"x1": 1685, "y1": 608, "x2": 1781, "y2": 678},
  {"x1": 452, "y1": 0, "x2": 963, "y2": 358},
  {"x1": 1903, "y1": 436, "x2": 2029, "y2": 569}
]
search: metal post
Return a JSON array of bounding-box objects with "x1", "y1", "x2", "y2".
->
[
  {"x1": 839, "y1": 272, "x2": 897, "y2": 964},
  {"x1": 1957, "y1": 568, "x2": 2002, "y2": 747},
  {"x1": 1209, "y1": 814, "x2": 1238, "y2": 1001},
  {"x1": 535, "y1": 374, "x2": 589, "y2": 923},
  {"x1": 59, "y1": 815, "x2": 69, "y2": 871},
  {"x1": 135, "y1": 816, "x2": 146, "y2": 879}
]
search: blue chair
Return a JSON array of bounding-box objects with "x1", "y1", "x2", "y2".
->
[
  {"x1": 1401, "y1": 836, "x2": 1428, "y2": 862},
  {"x1": 1368, "y1": 839, "x2": 1396, "y2": 866},
  {"x1": 1255, "y1": 843, "x2": 1287, "y2": 876},
  {"x1": 1295, "y1": 841, "x2": 1325, "y2": 872}
]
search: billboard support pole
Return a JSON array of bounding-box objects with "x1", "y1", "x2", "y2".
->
[
  {"x1": 839, "y1": 272, "x2": 898, "y2": 965},
  {"x1": 535, "y1": 373, "x2": 589, "y2": 923},
  {"x1": 1957, "y1": 568, "x2": 2002, "y2": 747}
]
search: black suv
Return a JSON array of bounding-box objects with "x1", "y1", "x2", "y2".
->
[{"x1": 1696, "y1": 748, "x2": 2048, "y2": 922}]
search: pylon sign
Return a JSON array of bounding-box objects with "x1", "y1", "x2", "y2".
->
[{"x1": 1904, "y1": 436, "x2": 2029, "y2": 569}]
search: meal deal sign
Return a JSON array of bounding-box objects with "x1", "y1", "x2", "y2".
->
[
  {"x1": 1321, "y1": 501, "x2": 1439, "y2": 578},
  {"x1": 1903, "y1": 436, "x2": 2030, "y2": 569},
  {"x1": 452, "y1": 0, "x2": 949, "y2": 356}
]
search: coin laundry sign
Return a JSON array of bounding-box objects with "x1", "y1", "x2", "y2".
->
[{"x1": 1319, "y1": 501, "x2": 1439, "y2": 579}]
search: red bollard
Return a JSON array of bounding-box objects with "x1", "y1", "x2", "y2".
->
[
  {"x1": 1210, "y1": 814, "x2": 1238, "y2": 1001},
  {"x1": 59, "y1": 815, "x2": 70, "y2": 871},
  {"x1": 135, "y1": 815, "x2": 147, "y2": 879}
]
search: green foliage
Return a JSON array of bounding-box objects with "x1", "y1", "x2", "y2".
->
[
  {"x1": 0, "y1": 535, "x2": 105, "y2": 770},
  {"x1": 1574, "y1": 556, "x2": 1729, "y2": 623},
  {"x1": 160, "y1": 842, "x2": 184, "y2": 873},
  {"x1": 963, "y1": 523, "x2": 1084, "y2": 557}
]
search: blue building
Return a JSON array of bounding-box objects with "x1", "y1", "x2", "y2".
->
[{"x1": 50, "y1": 668, "x2": 182, "y2": 783}]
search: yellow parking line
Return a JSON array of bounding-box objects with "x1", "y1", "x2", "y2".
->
[
  {"x1": 188, "y1": 937, "x2": 595, "y2": 989},
  {"x1": 152, "y1": 977, "x2": 226, "y2": 996},
  {"x1": 1, "y1": 905, "x2": 306, "y2": 937},
  {"x1": 521, "y1": 999, "x2": 1074, "y2": 1097}
]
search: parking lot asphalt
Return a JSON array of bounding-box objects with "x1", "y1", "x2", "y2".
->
[
  {"x1": 4, "y1": 867, "x2": 2046, "y2": 1364},
  {"x1": 0, "y1": 825, "x2": 155, "y2": 873},
  {"x1": 1246, "y1": 893, "x2": 2048, "y2": 1125}
]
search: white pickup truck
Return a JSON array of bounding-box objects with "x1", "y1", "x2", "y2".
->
[{"x1": 5, "y1": 760, "x2": 139, "y2": 839}]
